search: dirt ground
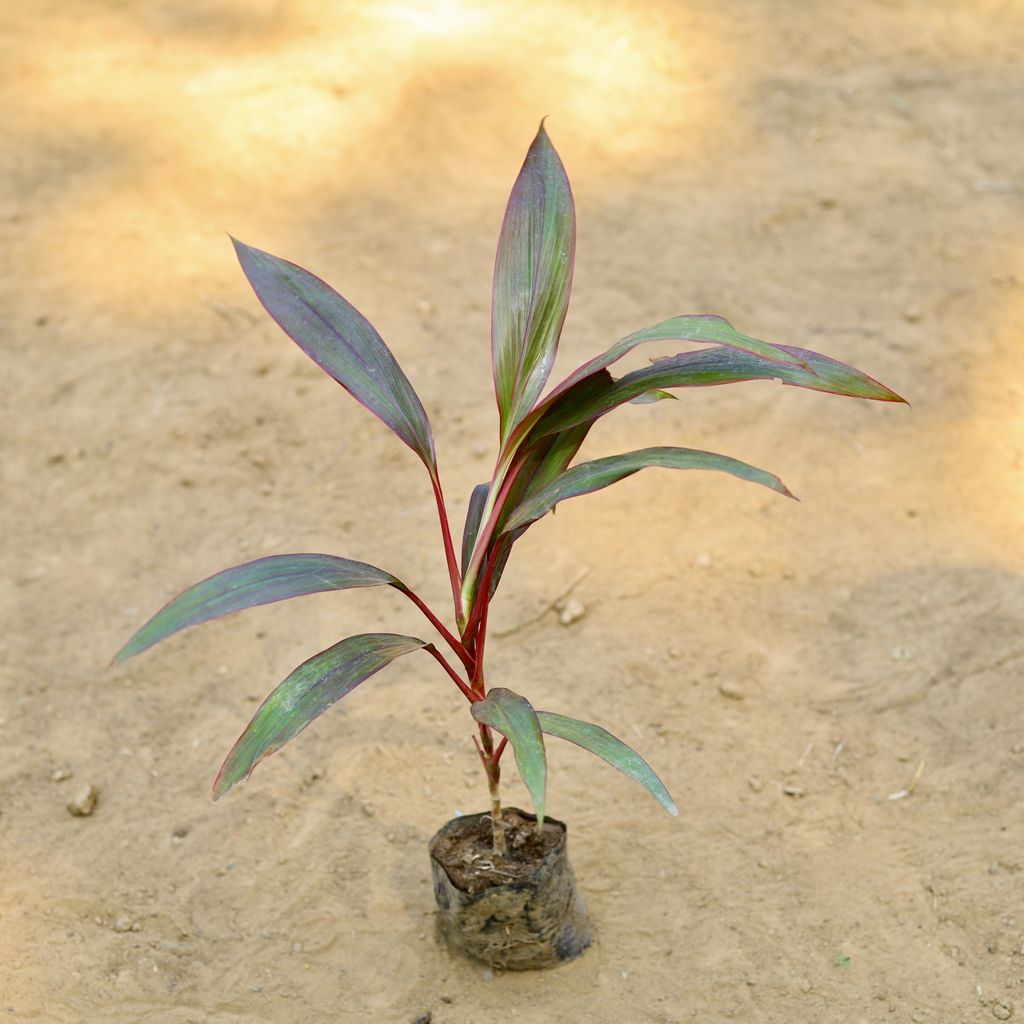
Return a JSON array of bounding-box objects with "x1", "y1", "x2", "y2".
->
[{"x1": 3, "y1": 1, "x2": 1024, "y2": 1021}]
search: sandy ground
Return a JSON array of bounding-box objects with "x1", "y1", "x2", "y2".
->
[{"x1": 3, "y1": 1, "x2": 1024, "y2": 1021}]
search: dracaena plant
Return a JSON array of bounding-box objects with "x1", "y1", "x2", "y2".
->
[{"x1": 115, "y1": 123, "x2": 904, "y2": 855}]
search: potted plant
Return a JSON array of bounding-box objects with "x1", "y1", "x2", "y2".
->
[{"x1": 115, "y1": 122, "x2": 904, "y2": 970}]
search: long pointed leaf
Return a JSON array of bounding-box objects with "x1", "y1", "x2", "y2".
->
[
  {"x1": 115, "y1": 554, "x2": 402, "y2": 662},
  {"x1": 546, "y1": 314, "x2": 809, "y2": 403},
  {"x1": 213, "y1": 633, "x2": 427, "y2": 799},
  {"x1": 503, "y1": 446, "x2": 794, "y2": 534},
  {"x1": 502, "y1": 315, "x2": 809, "y2": 455},
  {"x1": 533, "y1": 343, "x2": 906, "y2": 438},
  {"x1": 232, "y1": 238, "x2": 437, "y2": 474},
  {"x1": 536, "y1": 710, "x2": 677, "y2": 815},
  {"x1": 492, "y1": 122, "x2": 575, "y2": 443},
  {"x1": 471, "y1": 687, "x2": 547, "y2": 825}
]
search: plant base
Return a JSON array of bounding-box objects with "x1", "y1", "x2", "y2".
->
[{"x1": 428, "y1": 807, "x2": 592, "y2": 970}]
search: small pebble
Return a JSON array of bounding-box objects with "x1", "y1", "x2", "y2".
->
[
  {"x1": 782, "y1": 785, "x2": 805, "y2": 798},
  {"x1": 414, "y1": 299, "x2": 436, "y2": 316},
  {"x1": 993, "y1": 1003, "x2": 1013, "y2": 1021},
  {"x1": 556, "y1": 597, "x2": 586, "y2": 626},
  {"x1": 748, "y1": 776, "x2": 764, "y2": 793},
  {"x1": 440, "y1": 995, "x2": 453, "y2": 1004},
  {"x1": 480, "y1": 967, "x2": 494, "y2": 982},
  {"x1": 800, "y1": 979, "x2": 812, "y2": 993},
  {"x1": 718, "y1": 683, "x2": 745, "y2": 701},
  {"x1": 695, "y1": 553, "x2": 712, "y2": 568},
  {"x1": 412, "y1": 1014, "x2": 432, "y2": 1024},
  {"x1": 67, "y1": 784, "x2": 98, "y2": 817},
  {"x1": 747, "y1": 563, "x2": 763, "y2": 578},
  {"x1": 51, "y1": 767, "x2": 71, "y2": 783},
  {"x1": 112, "y1": 915, "x2": 135, "y2": 933},
  {"x1": 292, "y1": 942, "x2": 303, "y2": 953},
  {"x1": 903, "y1": 306, "x2": 923, "y2": 323}
]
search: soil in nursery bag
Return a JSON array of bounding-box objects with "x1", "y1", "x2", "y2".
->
[{"x1": 429, "y1": 808, "x2": 593, "y2": 970}]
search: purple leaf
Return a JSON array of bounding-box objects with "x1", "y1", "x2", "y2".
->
[
  {"x1": 532, "y1": 343, "x2": 906, "y2": 437},
  {"x1": 232, "y1": 238, "x2": 437, "y2": 475},
  {"x1": 114, "y1": 554, "x2": 403, "y2": 662},
  {"x1": 504, "y1": 315, "x2": 809, "y2": 454},
  {"x1": 460, "y1": 483, "x2": 490, "y2": 576},
  {"x1": 492, "y1": 122, "x2": 575, "y2": 443}
]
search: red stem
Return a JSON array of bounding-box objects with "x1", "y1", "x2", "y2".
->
[
  {"x1": 424, "y1": 644, "x2": 479, "y2": 703},
  {"x1": 472, "y1": 597, "x2": 490, "y2": 689},
  {"x1": 472, "y1": 732, "x2": 489, "y2": 768},
  {"x1": 400, "y1": 587, "x2": 474, "y2": 674},
  {"x1": 430, "y1": 473, "x2": 463, "y2": 622},
  {"x1": 462, "y1": 543, "x2": 502, "y2": 645},
  {"x1": 493, "y1": 736, "x2": 508, "y2": 763}
]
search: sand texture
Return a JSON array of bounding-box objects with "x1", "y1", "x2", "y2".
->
[{"x1": 3, "y1": 1, "x2": 1024, "y2": 1021}]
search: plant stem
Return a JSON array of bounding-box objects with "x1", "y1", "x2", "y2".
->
[
  {"x1": 477, "y1": 724, "x2": 506, "y2": 857},
  {"x1": 430, "y1": 473, "x2": 464, "y2": 624},
  {"x1": 424, "y1": 644, "x2": 478, "y2": 703},
  {"x1": 461, "y1": 543, "x2": 501, "y2": 647},
  {"x1": 400, "y1": 588, "x2": 474, "y2": 674}
]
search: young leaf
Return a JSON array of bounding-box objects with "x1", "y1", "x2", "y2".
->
[
  {"x1": 461, "y1": 419, "x2": 594, "y2": 612},
  {"x1": 471, "y1": 687, "x2": 547, "y2": 825},
  {"x1": 492, "y1": 122, "x2": 575, "y2": 443},
  {"x1": 503, "y1": 446, "x2": 794, "y2": 534},
  {"x1": 532, "y1": 343, "x2": 906, "y2": 438},
  {"x1": 536, "y1": 710, "x2": 677, "y2": 815},
  {"x1": 232, "y1": 238, "x2": 437, "y2": 475},
  {"x1": 213, "y1": 633, "x2": 427, "y2": 800},
  {"x1": 461, "y1": 483, "x2": 490, "y2": 576},
  {"x1": 114, "y1": 554, "x2": 402, "y2": 662}
]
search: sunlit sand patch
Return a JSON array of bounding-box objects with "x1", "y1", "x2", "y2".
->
[{"x1": 6, "y1": 1, "x2": 734, "y2": 317}]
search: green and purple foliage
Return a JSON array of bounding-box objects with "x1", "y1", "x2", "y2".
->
[{"x1": 115, "y1": 123, "x2": 904, "y2": 853}]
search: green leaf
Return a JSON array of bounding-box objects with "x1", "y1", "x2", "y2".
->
[
  {"x1": 503, "y1": 315, "x2": 807, "y2": 455},
  {"x1": 533, "y1": 343, "x2": 906, "y2": 437},
  {"x1": 213, "y1": 633, "x2": 427, "y2": 799},
  {"x1": 461, "y1": 483, "x2": 490, "y2": 576},
  {"x1": 630, "y1": 389, "x2": 677, "y2": 405},
  {"x1": 503, "y1": 446, "x2": 794, "y2": 534},
  {"x1": 492, "y1": 122, "x2": 575, "y2": 443},
  {"x1": 546, "y1": 314, "x2": 809, "y2": 400},
  {"x1": 114, "y1": 554, "x2": 402, "y2": 662},
  {"x1": 232, "y1": 238, "x2": 437, "y2": 474},
  {"x1": 536, "y1": 710, "x2": 677, "y2": 815},
  {"x1": 471, "y1": 687, "x2": 547, "y2": 825}
]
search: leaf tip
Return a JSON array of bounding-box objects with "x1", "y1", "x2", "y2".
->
[{"x1": 211, "y1": 763, "x2": 237, "y2": 802}]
